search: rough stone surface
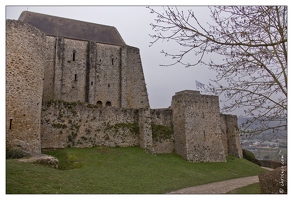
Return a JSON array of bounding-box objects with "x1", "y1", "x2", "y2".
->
[
  {"x1": 221, "y1": 114, "x2": 243, "y2": 158},
  {"x1": 19, "y1": 153, "x2": 59, "y2": 169},
  {"x1": 6, "y1": 12, "x2": 243, "y2": 163},
  {"x1": 6, "y1": 20, "x2": 47, "y2": 154},
  {"x1": 151, "y1": 109, "x2": 174, "y2": 153},
  {"x1": 41, "y1": 35, "x2": 149, "y2": 109},
  {"x1": 172, "y1": 90, "x2": 226, "y2": 162},
  {"x1": 41, "y1": 101, "x2": 140, "y2": 148}
]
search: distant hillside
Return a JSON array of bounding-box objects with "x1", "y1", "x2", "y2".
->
[{"x1": 238, "y1": 117, "x2": 287, "y2": 138}]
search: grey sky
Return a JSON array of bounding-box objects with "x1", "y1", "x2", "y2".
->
[{"x1": 5, "y1": 5, "x2": 237, "y2": 114}]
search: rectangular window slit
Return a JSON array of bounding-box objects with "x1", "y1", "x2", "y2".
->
[
  {"x1": 9, "y1": 119, "x2": 13, "y2": 130},
  {"x1": 75, "y1": 74, "x2": 77, "y2": 81}
]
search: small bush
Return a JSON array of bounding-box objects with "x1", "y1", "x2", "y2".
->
[
  {"x1": 50, "y1": 151, "x2": 83, "y2": 170},
  {"x1": 259, "y1": 167, "x2": 287, "y2": 194},
  {"x1": 242, "y1": 149, "x2": 261, "y2": 166},
  {"x1": 6, "y1": 148, "x2": 30, "y2": 159}
]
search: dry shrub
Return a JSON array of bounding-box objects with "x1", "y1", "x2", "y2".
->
[{"x1": 258, "y1": 167, "x2": 287, "y2": 194}]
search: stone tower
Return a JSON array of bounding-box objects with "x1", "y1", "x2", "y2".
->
[
  {"x1": 6, "y1": 20, "x2": 47, "y2": 153},
  {"x1": 18, "y1": 11, "x2": 149, "y2": 109},
  {"x1": 171, "y1": 90, "x2": 226, "y2": 162}
]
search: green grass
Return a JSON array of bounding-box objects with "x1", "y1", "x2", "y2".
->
[
  {"x1": 6, "y1": 146, "x2": 267, "y2": 194},
  {"x1": 227, "y1": 183, "x2": 261, "y2": 194}
]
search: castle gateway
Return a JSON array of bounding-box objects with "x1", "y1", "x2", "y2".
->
[{"x1": 6, "y1": 11, "x2": 242, "y2": 162}]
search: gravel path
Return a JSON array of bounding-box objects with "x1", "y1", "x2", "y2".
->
[
  {"x1": 168, "y1": 167, "x2": 273, "y2": 194},
  {"x1": 168, "y1": 176, "x2": 260, "y2": 194}
]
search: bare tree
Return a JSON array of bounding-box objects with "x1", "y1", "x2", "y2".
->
[{"x1": 148, "y1": 6, "x2": 287, "y2": 138}]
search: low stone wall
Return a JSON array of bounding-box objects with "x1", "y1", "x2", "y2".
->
[
  {"x1": 41, "y1": 102, "x2": 177, "y2": 153},
  {"x1": 150, "y1": 109, "x2": 174, "y2": 153},
  {"x1": 41, "y1": 101, "x2": 140, "y2": 149}
]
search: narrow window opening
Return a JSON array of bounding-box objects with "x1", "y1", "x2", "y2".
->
[
  {"x1": 97, "y1": 101, "x2": 102, "y2": 107},
  {"x1": 74, "y1": 74, "x2": 77, "y2": 81},
  {"x1": 91, "y1": 81, "x2": 93, "y2": 86},
  {"x1": 106, "y1": 101, "x2": 112, "y2": 107},
  {"x1": 9, "y1": 119, "x2": 13, "y2": 130},
  {"x1": 202, "y1": 112, "x2": 205, "y2": 119},
  {"x1": 108, "y1": 83, "x2": 110, "y2": 88},
  {"x1": 112, "y1": 58, "x2": 114, "y2": 65},
  {"x1": 73, "y1": 51, "x2": 76, "y2": 61}
]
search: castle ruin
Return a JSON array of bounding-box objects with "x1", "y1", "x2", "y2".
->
[{"x1": 6, "y1": 11, "x2": 242, "y2": 162}]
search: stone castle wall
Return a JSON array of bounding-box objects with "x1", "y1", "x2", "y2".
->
[
  {"x1": 124, "y1": 46, "x2": 149, "y2": 109},
  {"x1": 6, "y1": 15, "x2": 243, "y2": 162},
  {"x1": 6, "y1": 20, "x2": 47, "y2": 153},
  {"x1": 41, "y1": 101, "x2": 140, "y2": 149},
  {"x1": 40, "y1": 100, "x2": 242, "y2": 161},
  {"x1": 41, "y1": 101, "x2": 173, "y2": 152},
  {"x1": 42, "y1": 35, "x2": 149, "y2": 109},
  {"x1": 221, "y1": 114, "x2": 243, "y2": 158},
  {"x1": 220, "y1": 114, "x2": 229, "y2": 156},
  {"x1": 172, "y1": 91, "x2": 226, "y2": 162},
  {"x1": 150, "y1": 109, "x2": 174, "y2": 153}
]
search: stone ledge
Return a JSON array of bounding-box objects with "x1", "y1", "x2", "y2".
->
[{"x1": 19, "y1": 153, "x2": 58, "y2": 169}]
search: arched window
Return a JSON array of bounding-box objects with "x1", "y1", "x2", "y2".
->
[
  {"x1": 106, "y1": 101, "x2": 112, "y2": 107},
  {"x1": 97, "y1": 101, "x2": 102, "y2": 107}
]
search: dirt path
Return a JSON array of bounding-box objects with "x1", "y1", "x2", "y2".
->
[
  {"x1": 168, "y1": 167, "x2": 273, "y2": 194},
  {"x1": 168, "y1": 176, "x2": 259, "y2": 194}
]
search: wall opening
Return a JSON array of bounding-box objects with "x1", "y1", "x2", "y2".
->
[
  {"x1": 112, "y1": 58, "x2": 114, "y2": 65},
  {"x1": 106, "y1": 101, "x2": 112, "y2": 107},
  {"x1": 74, "y1": 74, "x2": 77, "y2": 81},
  {"x1": 73, "y1": 51, "x2": 76, "y2": 61},
  {"x1": 91, "y1": 81, "x2": 93, "y2": 86},
  {"x1": 9, "y1": 119, "x2": 13, "y2": 130},
  {"x1": 97, "y1": 101, "x2": 102, "y2": 107},
  {"x1": 108, "y1": 83, "x2": 110, "y2": 88}
]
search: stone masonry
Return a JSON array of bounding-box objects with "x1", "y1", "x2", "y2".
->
[
  {"x1": 6, "y1": 11, "x2": 242, "y2": 162},
  {"x1": 172, "y1": 91, "x2": 226, "y2": 162},
  {"x1": 6, "y1": 20, "x2": 47, "y2": 153}
]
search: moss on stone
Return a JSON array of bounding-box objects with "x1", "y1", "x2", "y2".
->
[
  {"x1": 85, "y1": 129, "x2": 91, "y2": 134},
  {"x1": 110, "y1": 123, "x2": 139, "y2": 135},
  {"x1": 52, "y1": 123, "x2": 67, "y2": 129},
  {"x1": 70, "y1": 109, "x2": 77, "y2": 116},
  {"x1": 151, "y1": 123, "x2": 173, "y2": 142}
]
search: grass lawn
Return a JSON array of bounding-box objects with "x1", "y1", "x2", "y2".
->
[
  {"x1": 6, "y1": 146, "x2": 267, "y2": 194},
  {"x1": 227, "y1": 183, "x2": 261, "y2": 194}
]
